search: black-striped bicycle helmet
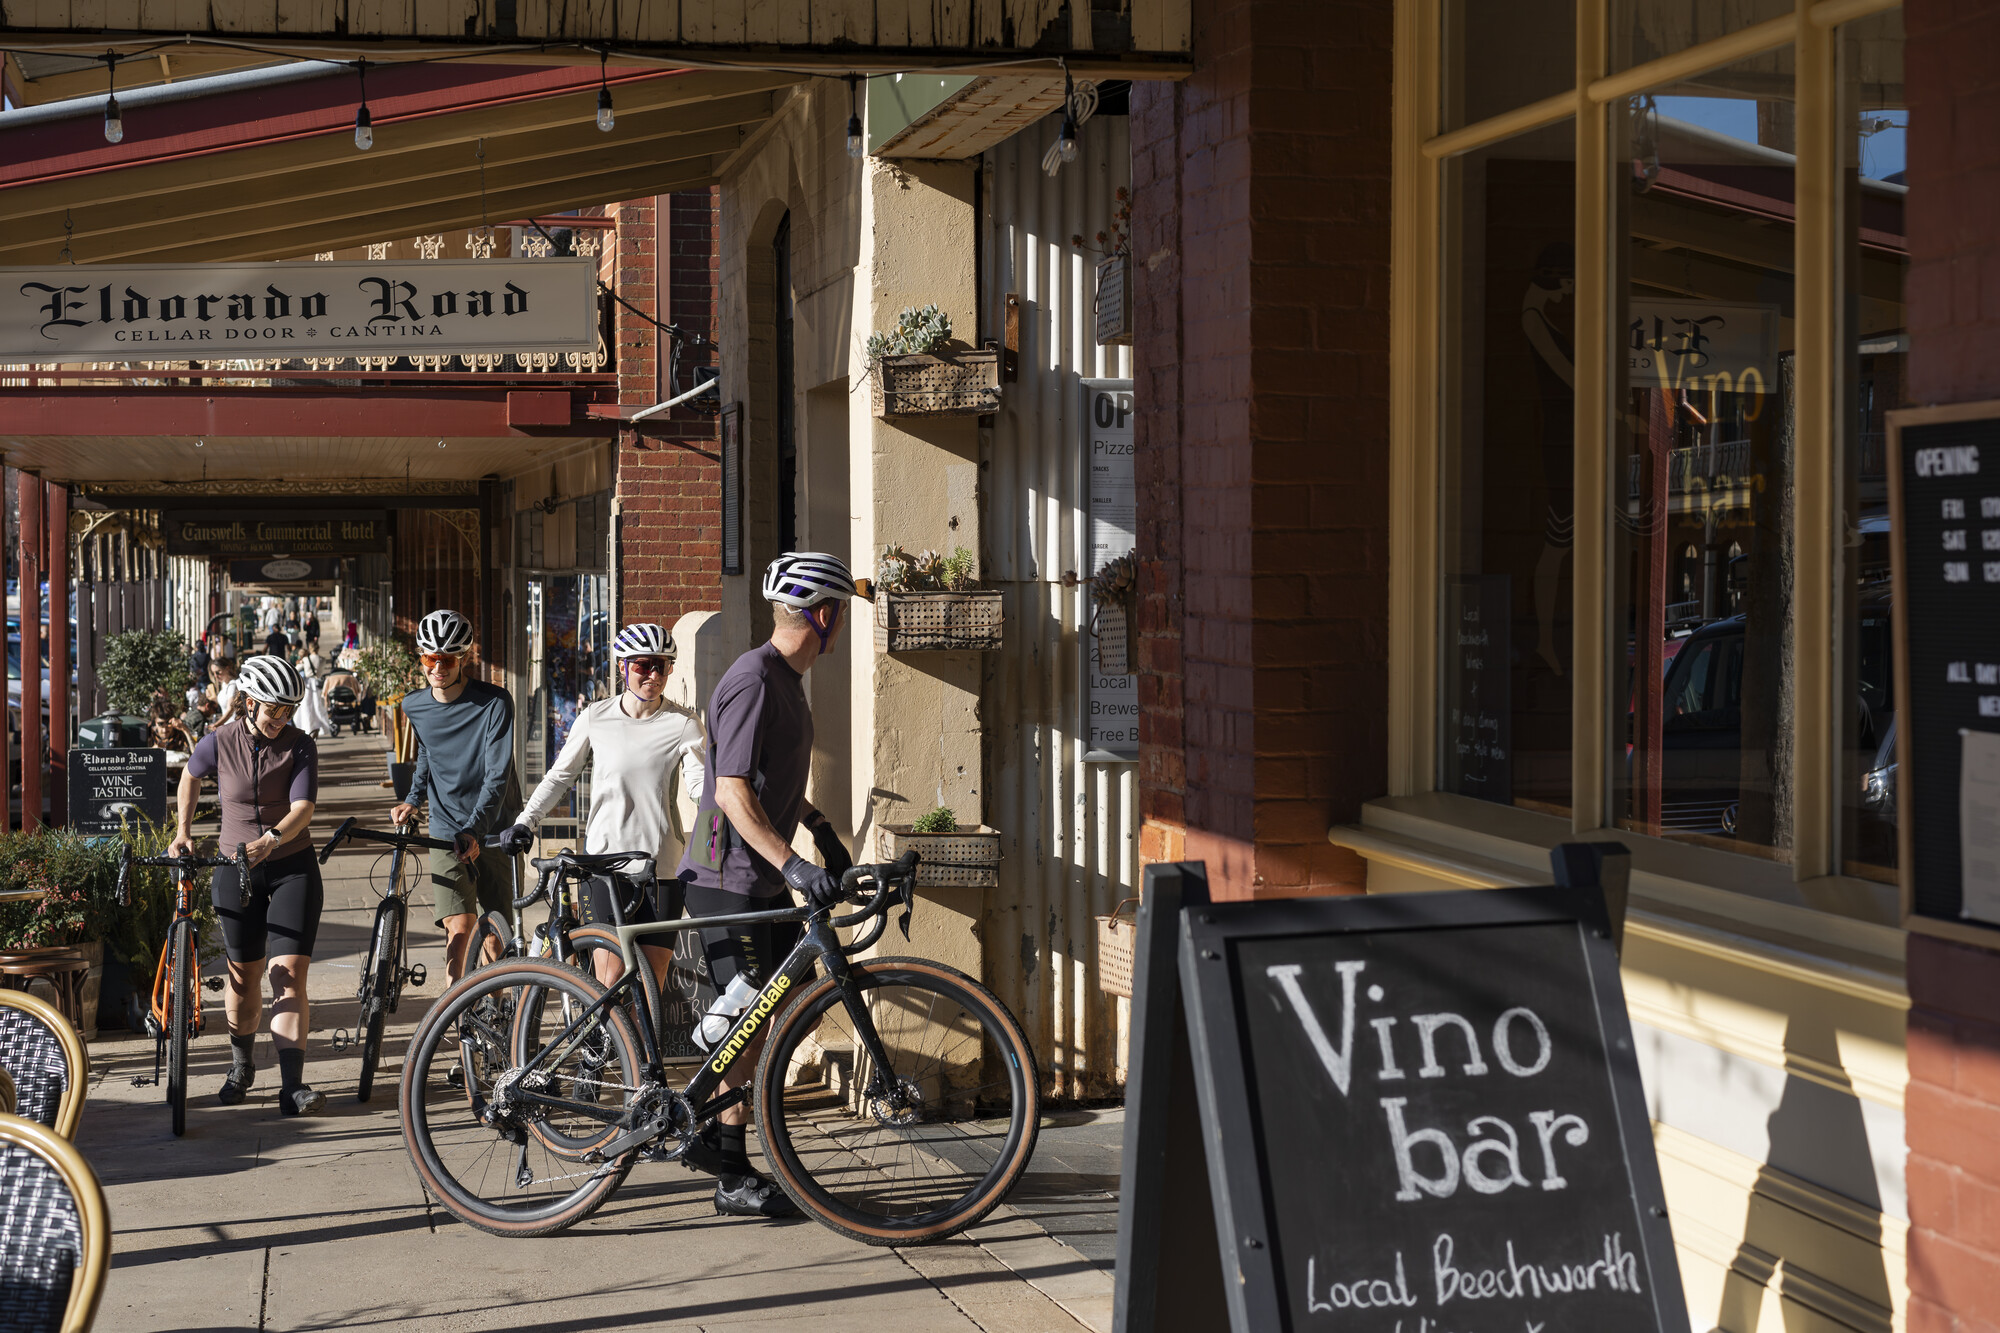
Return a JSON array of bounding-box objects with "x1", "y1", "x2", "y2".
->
[
  {"x1": 611, "y1": 623, "x2": 675, "y2": 659},
  {"x1": 417, "y1": 609, "x2": 475, "y2": 655},
  {"x1": 238, "y1": 655, "x2": 305, "y2": 706},
  {"x1": 762, "y1": 552, "x2": 855, "y2": 609}
]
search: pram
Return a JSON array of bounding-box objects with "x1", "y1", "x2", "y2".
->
[{"x1": 326, "y1": 684, "x2": 368, "y2": 736}]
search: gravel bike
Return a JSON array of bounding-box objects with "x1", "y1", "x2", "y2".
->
[
  {"x1": 117, "y1": 843, "x2": 252, "y2": 1137},
  {"x1": 399, "y1": 851, "x2": 1040, "y2": 1244},
  {"x1": 317, "y1": 817, "x2": 456, "y2": 1102}
]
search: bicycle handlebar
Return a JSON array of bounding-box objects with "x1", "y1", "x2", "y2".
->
[
  {"x1": 318, "y1": 816, "x2": 457, "y2": 863},
  {"x1": 826, "y1": 850, "x2": 921, "y2": 930},
  {"x1": 117, "y1": 842, "x2": 254, "y2": 907},
  {"x1": 512, "y1": 847, "x2": 656, "y2": 909}
]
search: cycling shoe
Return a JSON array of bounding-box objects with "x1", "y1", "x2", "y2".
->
[
  {"x1": 218, "y1": 1068, "x2": 255, "y2": 1106},
  {"x1": 280, "y1": 1086, "x2": 327, "y2": 1117},
  {"x1": 714, "y1": 1174, "x2": 799, "y2": 1218}
]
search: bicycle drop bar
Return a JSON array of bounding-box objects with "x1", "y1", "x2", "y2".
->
[
  {"x1": 318, "y1": 816, "x2": 457, "y2": 863},
  {"x1": 118, "y1": 843, "x2": 256, "y2": 907}
]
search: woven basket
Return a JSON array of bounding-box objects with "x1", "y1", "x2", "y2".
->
[
  {"x1": 1093, "y1": 602, "x2": 1131, "y2": 676},
  {"x1": 876, "y1": 590, "x2": 1004, "y2": 653},
  {"x1": 870, "y1": 350, "x2": 1002, "y2": 418},
  {"x1": 879, "y1": 824, "x2": 1002, "y2": 889},
  {"x1": 1097, "y1": 898, "x2": 1140, "y2": 997}
]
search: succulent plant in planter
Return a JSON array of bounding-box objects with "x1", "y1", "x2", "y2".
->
[
  {"x1": 1091, "y1": 551, "x2": 1138, "y2": 675},
  {"x1": 911, "y1": 806, "x2": 957, "y2": 834},
  {"x1": 865, "y1": 305, "x2": 1001, "y2": 417},
  {"x1": 874, "y1": 546, "x2": 1004, "y2": 653}
]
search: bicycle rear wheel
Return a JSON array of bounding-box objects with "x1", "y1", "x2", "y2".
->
[
  {"x1": 401, "y1": 960, "x2": 642, "y2": 1237},
  {"x1": 356, "y1": 906, "x2": 398, "y2": 1103},
  {"x1": 753, "y1": 958, "x2": 1040, "y2": 1246},
  {"x1": 167, "y1": 919, "x2": 195, "y2": 1137}
]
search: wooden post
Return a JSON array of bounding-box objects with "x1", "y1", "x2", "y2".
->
[
  {"x1": 18, "y1": 474, "x2": 42, "y2": 832},
  {"x1": 44, "y1": 483, "x2": 67, "y2": 827}
]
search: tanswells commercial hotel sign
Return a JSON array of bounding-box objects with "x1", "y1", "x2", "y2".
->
[
  {"x1": 166, "y1": 511, "x2": 388, "y2": 556},
  {"x1": 0, "y1": 258, "x2": 597, "y2": 360}
]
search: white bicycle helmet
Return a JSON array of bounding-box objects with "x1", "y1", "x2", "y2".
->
[
  {"x1": 762, "y1": 552, "x2": 855, "y2": 610},
  {"x1": 238, "y1": 655, "x2": 305, "y2": 707},
  {"x1": 416, "y1": 609, "x2": 475, "y2": 655},
  {"x1": 611, "y1": 623, "x2": 675, "y2": 659}
]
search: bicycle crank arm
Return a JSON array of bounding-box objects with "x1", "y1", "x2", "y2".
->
[{"x1": 590, "y1": 1114, "x2": 677, "y2": 1161}]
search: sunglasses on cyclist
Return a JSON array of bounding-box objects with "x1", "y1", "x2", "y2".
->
[
  {"x1": 625, "y1": 657, "x2": 670, "y2": 677},
  {"x1": 420, "y1": 652, "x2": 461, "y2": 669}
]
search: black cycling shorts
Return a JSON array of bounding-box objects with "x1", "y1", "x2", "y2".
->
[
  {"x1": 211, "y1": 848, "x2": 325, "y2": 963},
  {"x1": 684, "y1": 882, "x2": 801, "y2": 991},
  {"x1": 571, "y1": 870, "x2": 687, "y2": 931}
]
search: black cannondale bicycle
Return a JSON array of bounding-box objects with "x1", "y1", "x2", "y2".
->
[
  {"x1": 398, "y1": 850, "x2": 1041, "y2": 1245},
  {"x1": 317, "y1": 818, "x2": 456, "y2": 1102}
]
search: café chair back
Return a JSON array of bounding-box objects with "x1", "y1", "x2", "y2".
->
[
  {"x1": 0, "y1": 991, "x2": 87, "y2": 1139},
  {"x1": 0, "y1": 1112, "x2": 109, "y2": 1332}
]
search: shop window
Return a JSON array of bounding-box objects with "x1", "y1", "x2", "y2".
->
[
  {"x1": 1839, "y1": 8, "x2": 1907, "y2": 879},
  {"x1": 1612, "y1": 49, "x2": 1796, "y2": 859},
  {"x1": 1616, "y1": 0, "x2": 1793, "y2": 72},
  {"x1": 1442, "y1": 0, "x2": 1574, "y2": 131},
  {"x1": 1439, "y1": 121, "x2": 1576, "y2": 815}
]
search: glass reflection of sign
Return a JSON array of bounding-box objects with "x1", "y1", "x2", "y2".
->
[{"x1": 1628, "y1": 299, "x2": 1779, "y2": 395}]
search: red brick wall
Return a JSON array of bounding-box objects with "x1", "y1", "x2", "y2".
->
[
  {"x1": 1906, "y1": 4, "x2": 2000, "y2": 1328},
  {"x1": 613, "y1": 189, "x2": 722, "y2": 627},
  {"x1": 1130, "y1": 0, "x2": 1391, "y2": 899}
]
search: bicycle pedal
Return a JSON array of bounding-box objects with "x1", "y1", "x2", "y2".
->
[
  {"x1": 203, "y1": 976, "x2": 225, "y2": 992},
  {"x1": 129, "y1": 1075, "x2": 156, "y2": 1088},
  {"x1": 329, "y1": 1028, "x2": 352, "y2": 1052},
  {"x1": 405, "y1": 964, "x2": 427, "y2": 988}
]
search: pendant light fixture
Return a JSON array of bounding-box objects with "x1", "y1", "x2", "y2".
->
[
  {"x1": 353, "y1": 60, "x2": 374, "y2": 151},
  {"x1": 845, "y1": 75, "x2": 865, "y2": 159},
  {"x1": 597, "y1": 50, "x2": 616, "y2": 132},
  {"x1": 102, "y1": 53, "x2": 123, "y2": 144},
  {"x1": 1057, "y1": 66, "x2": 1079, "y2": 164}
]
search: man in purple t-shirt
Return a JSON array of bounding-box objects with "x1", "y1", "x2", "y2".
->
[{"x1": 675, "y1": 551, "x2": 857, "y2": 1218}]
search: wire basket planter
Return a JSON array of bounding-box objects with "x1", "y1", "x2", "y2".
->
[{"x1": 869, "y1": 349, "x2": 1002, "y2": 418}]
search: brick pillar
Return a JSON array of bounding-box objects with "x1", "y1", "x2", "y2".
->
[
  {"x1": 1902, "y1": 3, "x2": 2000, "y2": 1328},
  {"x1": 612, "y1": 188, "x2": 722, "y2": 627},
  {"x1": 1131, "y1": 0, "x2": 1392, "y2": 900}
]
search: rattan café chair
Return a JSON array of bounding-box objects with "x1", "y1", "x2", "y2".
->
[
  {"x1": 0, "y1": 1112, "x2": 109, "y2": 1332},
  {"x1": 0, "y1": 991, "x2": 87, "y2": 1139}
]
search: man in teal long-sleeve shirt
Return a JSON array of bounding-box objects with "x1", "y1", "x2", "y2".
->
[{"x1": 390, "y1": 609, "x2": 519, "y2": 984}]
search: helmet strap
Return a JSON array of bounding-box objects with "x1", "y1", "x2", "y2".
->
[{"x1": 809, "y1": 601, "x2": 841, "y2": 652}]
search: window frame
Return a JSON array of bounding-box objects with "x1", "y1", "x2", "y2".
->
[{"x1": 1390, "y1": 0, "x2": 1904, "y2": 916}]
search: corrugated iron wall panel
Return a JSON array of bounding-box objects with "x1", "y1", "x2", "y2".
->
[{"x1": 982, "y1": 112, "x2": 1135, "y2": 1099}]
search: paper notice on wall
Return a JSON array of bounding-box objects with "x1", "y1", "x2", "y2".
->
[{"x1": 1961, "y1": 729, "x2": 2000, "y2": 924}]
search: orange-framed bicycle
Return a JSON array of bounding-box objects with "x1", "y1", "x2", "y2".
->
[{"x1": 117, "y1": 844, "x2": 250, "y2": 1137}]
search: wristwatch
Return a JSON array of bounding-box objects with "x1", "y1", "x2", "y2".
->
[{"x1": 262, "y1": 827, "x2": 283, "y2": 845}]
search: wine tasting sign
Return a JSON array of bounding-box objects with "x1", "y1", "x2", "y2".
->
[{"x1": 0, "y1": 258, "x2": 597, "y2": 360}]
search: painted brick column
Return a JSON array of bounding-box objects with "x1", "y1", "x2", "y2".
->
[
  {"x1": 1903, "y1": 3, "x2": 2000, "y2": 1328},
  {"x1": 611, "y1": 188, "x2": 722, "y2": 627},
  {"x1": 1131, "y1": 0, "x2": 1392, "y2": 900}
]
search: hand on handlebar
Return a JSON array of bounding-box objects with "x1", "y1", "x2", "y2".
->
[
  {"x1": 166, "y1": 830, "x2": 196, "y2": 859},
  {"x1": 781, "y1": 853, "x2": 844, "y2": 909},
  {"x1": 496, "y1": 824, "x2": 536, "y2": 856},
  {"x1": 389, "y1": 802, "x2": 417, "y2": 828},
  {"x1": 807, "y1": 819, "x2": 853, "y2": 878}
]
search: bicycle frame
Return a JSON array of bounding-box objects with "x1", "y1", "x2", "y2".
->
[
  {"x1": 147, "y1": 871, "x2": 203, "y2": 1034},
  {"x1": 480, "y1": 874, "x2": 912, "y2": 1158}
]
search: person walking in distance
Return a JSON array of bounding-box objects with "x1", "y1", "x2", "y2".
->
[
  {"x1": 676, "y1": 552, "x2": 857, "y2": 1218},
  {"x1": 502, "y1": 623, "x2": 704, "y2": 990},
  {"x1": 169, "y1": 655, "x2": 328, "y2": 1115},
  {"x1": 389, "y1": 610, "x2": 520, "y2": 986}
]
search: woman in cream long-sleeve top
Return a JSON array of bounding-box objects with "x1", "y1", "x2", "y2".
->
[{"x1": 504, "y1": 623, "x2": 704, "y2": 987}]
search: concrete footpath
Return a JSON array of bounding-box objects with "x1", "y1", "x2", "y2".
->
[{"x1": 72, "y1": 729, "x2": 1121, "y2": 1332}]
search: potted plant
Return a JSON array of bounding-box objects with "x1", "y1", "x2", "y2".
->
[
  {"x1": 878, "y1": 806, "x2": 1003, "y2": 889},
  {"x1": 874, "y1": 545, "x2": 1005, "y2": 653},
  {"x1": 354, "y1": 635, "x2": 426, "y2": 797},
  {"x1": 1075, "y1": 186, "x2": 1133, "y2": 347},
  {"x1": 866, "y1": 304, "x2": 1002, "y2": 418},
  {"x1": 1091, "y1": 551, "x2": 1138, "y2": 676},
  {"x1": 94, "y1": 628, "x2": 191, "y2": 740}
]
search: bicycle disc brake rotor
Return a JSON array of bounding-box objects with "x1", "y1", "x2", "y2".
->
[{"x1": 868, "y1": 1077, "x2": 927, "y2": 1128}]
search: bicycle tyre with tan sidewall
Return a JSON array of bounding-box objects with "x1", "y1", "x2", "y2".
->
[
  {"x1": 400, "y1": 959, "x2": 642, "y2": 1237},
  {"x1": 752, "y1": 957, "x2": 1040, "y2": 1247}
]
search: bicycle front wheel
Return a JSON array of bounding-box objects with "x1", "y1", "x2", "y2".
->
[
  {"x1": 356, "y1": 906, "x2": 398, "y2": 1103},
  {"x1": 753, "y1": 958, "x2": 1040, "y2": 1246},
  {"x1": 167, "y1": 919, "x2": 195, "y2": 1137},
  {"x1": 401, "y1": 960, "x2": 642, "y2": 1237}
]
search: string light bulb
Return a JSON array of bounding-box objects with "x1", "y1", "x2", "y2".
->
[
  {"x1": 845, "y1": 75, "x2": 865, "y2": 159},
  {"x1": 102, "y1": 53, "x2": 123, "y2": 144},
  {"x1": 597, "y1": 51, "x2": 616, "y2": 132},
  {"x1": 353, "y1": 60, "x2": 374, "y2": 151},
  {"x1": 1056, "y1": 65, "x2": 1078, "y2": 163}
]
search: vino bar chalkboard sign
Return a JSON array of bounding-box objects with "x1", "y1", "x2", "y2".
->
[
  {"x1": 1888, "y1": 404, "x2": 2000, "y2": 932},
  {"x1": 1115, "y1": 860, "x2": 1683, "y2": 1333}
]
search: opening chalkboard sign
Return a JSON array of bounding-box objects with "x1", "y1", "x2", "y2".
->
[
  {"x1": 1888, "y1": 402, "x2": 2000, "y2": 940},
  {"x1": 1114, "y1": 859, "x2": 1683, "y2": 1333}
]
